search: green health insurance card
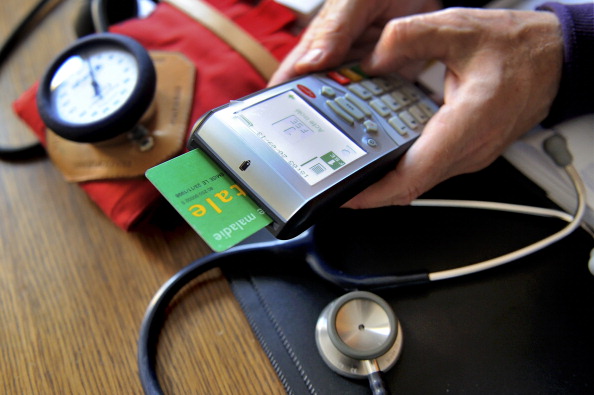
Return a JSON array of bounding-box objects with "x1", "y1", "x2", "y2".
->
[{"x1": 146, "y1": 150, "x2": 272, "y2": 251}]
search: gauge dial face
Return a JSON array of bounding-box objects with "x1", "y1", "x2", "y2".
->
[{"x1": 50, "y1": 45, "x2": 139, "y2": 124}]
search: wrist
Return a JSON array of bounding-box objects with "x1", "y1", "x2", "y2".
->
[{"x1": 537, "y1": 3, "x2": 594, "y2": 126}]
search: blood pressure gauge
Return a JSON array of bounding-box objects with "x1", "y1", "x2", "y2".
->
[{"x1": 37, "y1": 33, "x2": 156, "y2": 143}]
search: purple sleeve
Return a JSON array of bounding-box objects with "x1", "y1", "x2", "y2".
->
[{"x1": 536, "y1": 2, "x2": 594, "y2": 126}]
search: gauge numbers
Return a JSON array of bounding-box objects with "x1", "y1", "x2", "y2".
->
[{"x1": 50, "y1": 45, "x2": 138, "y2": 124}]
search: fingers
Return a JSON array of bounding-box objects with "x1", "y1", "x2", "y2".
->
[
  {"x1": 343, "y1": 8, "x2": 564, "y2": 210},
  {"x1": 277, "y1": 7, "x2": 563, "y2": 211},
  {"x1": 269, "y1": 0, "x2": 441, "y2": 86},
  {"x1": 344, "y1": 66, "x2": 529, "y2": 209},
  {"x1": 269, "y1": 0, "x2": 376, "y2": 86}
]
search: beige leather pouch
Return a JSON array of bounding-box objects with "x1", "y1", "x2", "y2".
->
[{"x1": 47, "y1": 51, "x2": 195, "y2": 182}]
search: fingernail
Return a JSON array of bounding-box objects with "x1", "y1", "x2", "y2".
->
[{"x1": 298, "y1": 48, "x2": 324, "y2": 66}]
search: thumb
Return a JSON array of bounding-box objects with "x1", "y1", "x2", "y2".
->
[{"x1": 270, "y1": 0, "x2": 385, "y2": 86}]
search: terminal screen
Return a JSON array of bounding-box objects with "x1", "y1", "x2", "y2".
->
[{"x1": 237, "y1": 91, "x2": 366, "y2": 186}]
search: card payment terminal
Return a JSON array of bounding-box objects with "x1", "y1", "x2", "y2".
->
[{"x1": 188, "y1": 66, "x2": 439, "y2": 239}]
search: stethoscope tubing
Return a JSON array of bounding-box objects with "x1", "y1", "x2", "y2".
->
[
  {"x1": 137, "y1": 235, "x2": 311, "y2": 395},
  {"x1": 138, "y1": 158, "x2": 587, "y2": 394}
]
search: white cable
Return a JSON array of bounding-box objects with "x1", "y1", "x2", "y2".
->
[
  {"x1": 411, "y1": 199, "x2": 573, "y2": 223},
  {"x1": 409, "y1": 165, "x2": 587, "y2": 282}
]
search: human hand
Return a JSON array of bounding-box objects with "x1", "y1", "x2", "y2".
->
[
  {"x1": 341, "y1": 8, "x2": 564, "y2": 208},
  {"x1": 268, "y1": 0, "x2": 440, "y2": 86}
]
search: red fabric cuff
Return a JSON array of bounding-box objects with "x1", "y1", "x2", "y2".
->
[{"x1": 13, "y1": 0, "x2": 298, "y2": 230}]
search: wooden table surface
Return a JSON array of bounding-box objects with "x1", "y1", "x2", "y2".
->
[{"x1": 0, "y1": 1, "x2": 284, "y2": 393}]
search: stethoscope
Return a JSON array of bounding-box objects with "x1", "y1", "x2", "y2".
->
[
  {"x1": 316, "y1": 290, "x2": 402, "y2": 395},
  {"x1": 138, "y1": 133, "x2": 592, "y2": 395}
]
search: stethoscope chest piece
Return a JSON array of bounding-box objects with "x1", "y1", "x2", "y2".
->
[{"x1": 315, "y1": 291, "x2": 403, "y2": 379}]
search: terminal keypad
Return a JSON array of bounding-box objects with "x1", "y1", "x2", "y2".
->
[{"x1": 321, "y1": 67, "x2": 437, "y2": 143}]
